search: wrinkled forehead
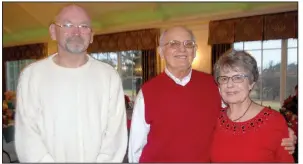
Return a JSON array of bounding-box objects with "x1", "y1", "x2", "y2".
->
[{"x1": 56, "y1": 5, "x2": 91, "y2": 24}]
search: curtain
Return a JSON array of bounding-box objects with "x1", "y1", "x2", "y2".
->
[
  {"x1": 208, "y1": 11, "x2": 297, "y2": 44},
  {"x1": 211, "y1": 44, "x2": 231, "y2": 75},
  {"x1": 88, "y1": 29, "x2": 159, "y2": 53},
  {"x1": 142, "y1": 49, "x2": 157, "y2": 84}
]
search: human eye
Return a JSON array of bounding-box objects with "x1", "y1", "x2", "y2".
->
[
  {"x1": 62, "y1": 23, "x2": 73, "y2": 28},
  {"x1": 219, "y1": 76, "x2": 228, "y2": 83},
  {"x1": 169, "y1": 40, "x2": 181, "y2": 48},
  {"x1": 184, "y1": 40, "x2": 195, "y2": 48},
  {"x1": 233, "y1": 75, "x2": 244, "y2": 81},
  {"x1": 79, "y1": 24, "x2": 90, "y2": 29}
]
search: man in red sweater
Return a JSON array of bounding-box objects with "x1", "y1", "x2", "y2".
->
[{"x1": 128, "y1": 26, "x2": 296, "y2": 162}]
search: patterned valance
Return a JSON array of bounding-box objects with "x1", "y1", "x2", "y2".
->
[
  {"x1": 264, "y1": 11, "x2": 297, "y2": 40},
  {"x1": 3, "y1": 43, "x2": 48, "y2": 61},
  {"x1": 88, "y1": 28, "x2": 160, "y2": 53},
  {"x1": 208, "y1": 11, "x2": 298, "y2": 44}
]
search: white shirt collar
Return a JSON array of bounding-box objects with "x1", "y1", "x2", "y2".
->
[{"x1": 164, "y1": 67, "x2": 192, "y2": 86}]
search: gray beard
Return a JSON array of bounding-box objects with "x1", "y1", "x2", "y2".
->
[{"x1": 65, "y1": 36, "x2": 86, "y2": 54}]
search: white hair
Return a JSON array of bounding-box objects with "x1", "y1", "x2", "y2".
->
[{"x1": 159, "y1": 26, "x2": 196, "y2": 46}]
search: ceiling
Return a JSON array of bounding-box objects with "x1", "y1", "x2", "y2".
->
[{"x1": 3, "y1": 2, "x2": 297, "y2": 47}]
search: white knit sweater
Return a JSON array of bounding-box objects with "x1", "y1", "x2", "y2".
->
[{"x1": 15, "y1": 54, "x2": 127, "y2": 162}]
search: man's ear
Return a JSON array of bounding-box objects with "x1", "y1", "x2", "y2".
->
[
  {"x1": 193, "y1": 45, "x2": 198, "y2": 58},
  {"x1": 90, "y1": 31, "x2": 94, "y2": 43},
  {"x1": 49, "y1": 24, "x2": 57, "y2": 41},
  {"x1": 195, "y1": 44, "x2": 198, "y2": 51},
  {"x1": 158, "y1": 46, "x2": 164, "y2": 59}
]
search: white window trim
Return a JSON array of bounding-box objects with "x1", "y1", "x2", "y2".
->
[{"x1": 280, "y1": 39, "x2": 288, "y2": 104}]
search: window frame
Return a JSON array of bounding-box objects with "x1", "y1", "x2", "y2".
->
[{"x1": 233, "y1": 39, "x2": 297, "y2": 110}]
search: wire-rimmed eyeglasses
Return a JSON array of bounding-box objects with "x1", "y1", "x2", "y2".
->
[
  {"x1": 161, "y1": 40, "x2": 196, "y2": 49},
  {"x1": 217, "y1": 74, "x2": 249, "y2": 84},
  {"x1": 53, "y1": 22, "x2": 92, "y2": 34}
]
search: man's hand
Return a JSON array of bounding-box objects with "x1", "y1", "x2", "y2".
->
[{"x1": 281, "y1": 127, "x2": 297, "y2": 154}]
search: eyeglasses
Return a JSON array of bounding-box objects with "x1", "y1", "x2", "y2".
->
[
  {"x1": 53, "y1": 22, "x2": 92, "y2": 34},
  {"x1": 161, "y1": 40, "x2": 196, "y2": 49},
  {"x1": 217, "y1": 74, "x2": 249, "y2": 84}
]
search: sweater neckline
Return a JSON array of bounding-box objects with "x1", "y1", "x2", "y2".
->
[
  {"x1": 49, "y1": 53, "x2": 92, "y2": 73},
  {"x1": 163, "y1": 70, "x2": 195, "y2": 87}
]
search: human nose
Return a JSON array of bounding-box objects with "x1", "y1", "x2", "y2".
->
[
  {"x1": 178, "y1": 42, "x2": 186, "y2": 52},
  {"x1": 226, "y1": 77, "x2": 234, "y2": 88},
  {"x1": 71, "y1": 25, "x2": 81, "y2": 35}
]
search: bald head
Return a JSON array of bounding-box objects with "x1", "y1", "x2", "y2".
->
[
  {"x1": 49, "y1": 4, "x2": 94, "y2": 55},
  {"x1": 159, "y1": 26, "x2": 195, "y2": 46},
  {"x1": 54, "y1": 4, "x2": 91, "y2": 24}
]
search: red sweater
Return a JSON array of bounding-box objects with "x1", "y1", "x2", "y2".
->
[
  {"x1": 211, "y1": 107, "x2": 294, "y2": 163},
  {"x1": 140, "y1": 70, "x2": 221, "y2": 162}
]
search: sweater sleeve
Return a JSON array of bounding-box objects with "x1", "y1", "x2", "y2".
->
[
  {"x1": 272, "y1": 113, "x2": 294, "y2": 163},
  {"x1": 15, "y1": 68, "x2": 55, "y2": 162},
  {"x1": 96, "y1": 71, "x2": 128, "y2": 162}
]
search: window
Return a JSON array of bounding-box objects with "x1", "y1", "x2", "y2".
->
[
  {"x1": 91, "y1": 50, "x2": 142, "y2": 101},
  {"x1": 6, "y1": 59, "x2": 36, "y2": 91},
  {"x1": 233, "y1": 39, "x2": 298, "y2": 110},
  {"x1": 286, "y1": 39, "x2": 298, "y2": 97}
]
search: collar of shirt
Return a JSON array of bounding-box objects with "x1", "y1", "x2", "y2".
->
[{"x1": 164, "y1": 67, "x2": 192, "y2": 86}]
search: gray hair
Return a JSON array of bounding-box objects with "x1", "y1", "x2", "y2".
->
[
  {"x1": 159, "y1": 26, "x2": 196, "y2": 46},
  {"x1": 214, "y1": 49, "x2": 259, "y2": 84}
]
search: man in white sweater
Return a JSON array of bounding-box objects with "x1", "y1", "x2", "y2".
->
[{"x1": 15, "y1": 4, "x2": 127, "y2": 162}]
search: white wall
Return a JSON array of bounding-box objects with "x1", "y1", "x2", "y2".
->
[
  {"x1": 48, "y1": 40, "x2": 57, "y2": 55},
  {"x1": 189, "y1": 23, "x2": 212, "y2": 74}
]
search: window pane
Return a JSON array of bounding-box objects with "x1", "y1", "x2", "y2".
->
[
  {"x1": 250, "y1": 78, "x2": 261, "y2": 104},
  {"x1": 262, "y1": 49, "x2": 281, "y2": 69},
  {"x1": 286, "y1": 48, "x2": 298, "y2": 98},
  {"x1": 121, "y1": 50, "x2": 142, "y2": 101},
  {"x1": 133, "y1": 57, "x2": 143, "y2": 96},
  {"x1": 6, "y1": 59, "x2": 35, "y2": 91},
  {"x1": 247, "y1": 50, "x2": 261, "y2": 102},
  {"x1": 246, "y1": 50, "x2": 261, "y2": 73},
  {"x1": 91, "y1": 51, "x2": 142, "y2": 102},
  {"x1": 261, "y1": 49, "x2": 281, "y2": 111},
  {"x1": 288, "y1": 48, "x2": 298, "y2": 65},
  {"x1": 263, "y1": 39, "x2": 281, "y2": 49},
  {"x1": 233, "y1": 42, "x2": 243, "y2": 50},
  {"x1": 288, "y1": 38, "x2": 297, "y2": 48},
  {"x1": 91, "y1": 52, "x2": 117, "y2": 69},
  {"x1": 244, "y1": 41, "x2": 261, "y2": 50}
]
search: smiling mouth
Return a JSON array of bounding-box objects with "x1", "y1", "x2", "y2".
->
[
  {"x1": 226, "y1": 92, "x2": 238, "y2": 95},
  {"x1": 174, "y1": 55, "x2": 187, "y2": 59}
]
